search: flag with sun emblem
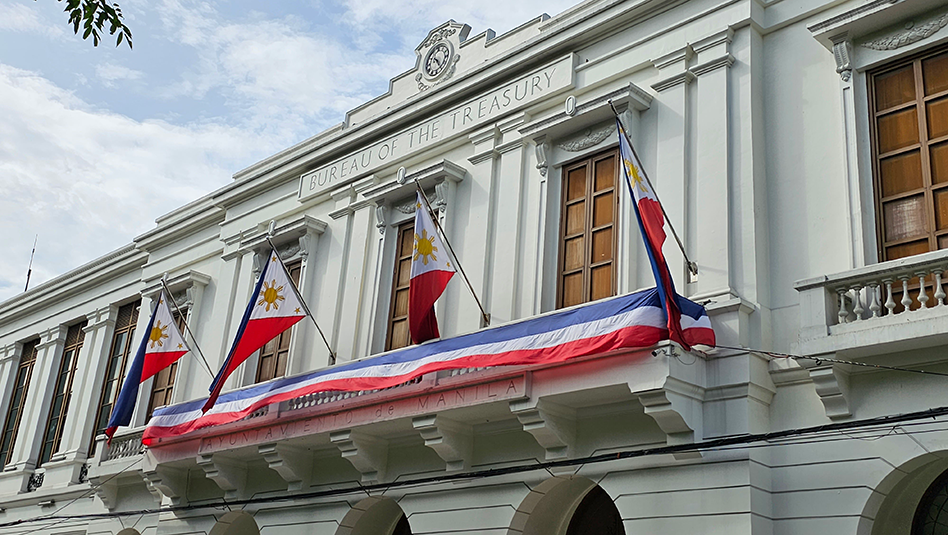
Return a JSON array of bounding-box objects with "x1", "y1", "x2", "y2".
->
[
  {"x1": 409, "y1": 191, "x2": 456, "y2": 344},
  {"x1": 203, "y1": 249, "x2": 308, "y2": 412},
  {"x1": 105, "y1": 290, "x2": 190, "y2": 443},
  {"x1": 617, "y1": 117, "x2": 713, "y2": 350}
]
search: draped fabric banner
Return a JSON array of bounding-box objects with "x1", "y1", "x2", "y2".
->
[{"x1": 144, "y1": 288, "x2": 714, "y2": 445}]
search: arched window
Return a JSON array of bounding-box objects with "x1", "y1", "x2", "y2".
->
[
  {"x1": 914, "y1": 469, "x2": 948, "y2": 534},
  {"x1": 565, "y1": 485, "x2": 625, "y2": 535}
]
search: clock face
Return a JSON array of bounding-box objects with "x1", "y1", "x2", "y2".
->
[{"x1": 424, "y1": 42, "x2": 451, "y2": 79}]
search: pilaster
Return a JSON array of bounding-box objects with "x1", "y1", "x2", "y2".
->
[{"x1": 489, "y1": 114, "x2": 527, "y2": 323}]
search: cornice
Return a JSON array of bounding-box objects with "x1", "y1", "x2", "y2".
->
[{"x1": 0, "y1": 245, "x2": 146, "y2": 321}]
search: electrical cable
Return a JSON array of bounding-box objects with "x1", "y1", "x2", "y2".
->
[
  {"x1": 714, "y1": 344, "x2": 948, "y2": 378},
  {"x1": 4, "y1": 404, "x2": 948, "y2": 529}
]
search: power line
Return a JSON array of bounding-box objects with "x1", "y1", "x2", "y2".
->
[
  {"x1": 715, "y1": 344, "x2": 948, "y2": 378},
  {"x1": 4, "y1": 404, "x2": 948, "y2": 529}
]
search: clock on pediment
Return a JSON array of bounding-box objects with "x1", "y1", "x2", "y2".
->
[{"x1": 415, "y1": 20, "x2": 471, "y2": 92}]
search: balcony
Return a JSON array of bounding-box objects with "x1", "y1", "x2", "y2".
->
[
  {"x1": 87, "y1": 428, "x2": 148, "y2": 509},
  {"x1": 795, "y1": 249, "x2": 948, "y2": 418}
]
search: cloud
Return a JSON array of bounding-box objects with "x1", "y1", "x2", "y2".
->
[
  {"x1": 154, "y1": 0, "x2": 407, "y2": 130},
  {"x1": 0, "y1": 2, "x2": 64, "y2": 39},
  {"x1": 95, "y1": 63, "x2": 144, "y2": 87},
  {"x1": 0, "y1": 64, "x2": 286, "y2": 302}
]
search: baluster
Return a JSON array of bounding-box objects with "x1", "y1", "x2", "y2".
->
[
  {"x1": 901, "y1": 277, "x2": 912, "y2": 312},
  {"x1": 837, "y1": 289, "x2": 849, "y2": 324},
  {"x1": 869, "y1": 283, "x2": 882, "y2": 317},
  {"x1": 852, "y1": 285, "x2": 865, "y2": 320},
  {"x1": 934, "y1": 270, "x2": 946, "y2": 307},
  {"x1": 883, "y1": 280, "x2": 896, "y2": 315},
  {"x1": 918, "y1": 272, "x2": 929, "y2": 308}
]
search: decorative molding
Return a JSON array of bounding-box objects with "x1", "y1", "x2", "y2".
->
[
  {"x1": 197, "y1": 453, "x2": 247, "y2": 500},
  {"x1": 142, "y1": 465, "x2": 187, "y2": 505},
  {"x1": 412, "y1": 415, "x2": 472, "y2": 471},
  {"x1": 535, "y1": 141, "x2": 550, "y2": 177},
  {"x1": 691, "y1": 54, "x2": 735, "y2": 77},
  {"x1": 330, "y1": 430, "x2": 388, "y2": 483},
  {"x1": 26, "y1": 471, "x2": 43, "y2": 492},
  {"x1": 556, "y1": 125, "x2": 613, "y2": 152},
  {"x1": 833, "y1": 38, "x2": 854, "y2": 82},
  {"x1": 375, "y1": 205, "x2": 387, "y2": 235},
  {"x1": 258, "y1": 443, "x2": 312, "y2": 491},
  {"x1": 862, "y1": 11, "x2": 948, "y2": 51},
  {"x1": 509, "y1": 400, "x2": 575, "y2": 460},
  {"x1": 801, "y1": 358, "x2": 852, "y2": 419},
  {"x1": 651, "y1": 71, "x2": 696, "y2": 92},
  {"x1": 637, "y1": 384, "x2": 703, "y2": 460}
]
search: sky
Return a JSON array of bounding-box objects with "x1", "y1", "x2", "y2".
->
[{"x1": 0, "y1": 0, "x2": 578, "y2": 304}]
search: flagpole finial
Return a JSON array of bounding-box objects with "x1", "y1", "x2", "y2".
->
[
  {"x1": 162, "y1": 272, "x2": 169, "y2": 285},
  {"x1": 267, "y1": 220, "x2": 276, "y2": 238}
]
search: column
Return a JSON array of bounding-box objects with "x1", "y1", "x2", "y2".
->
[
  {"x1": 334, "y1": 200, "x2": 376, "y2": 363},
  {"x1": 650, "y1": 46, "x2": 694, "y2": 290},
  {"x1": 691, "y1": 29, "x2": 735, "y2": 297},
  {"x1": 525, "y1": 136, "x2": 550, "y2": 316},
  {"x1": 832, "y1": 34, "x2": 866, "y2": 267}
]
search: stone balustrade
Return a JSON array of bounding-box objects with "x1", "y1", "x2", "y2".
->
[{"x1": 796, "y1": 248, "x2": 948, "y2": 356}]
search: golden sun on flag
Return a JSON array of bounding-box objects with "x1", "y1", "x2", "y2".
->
[
  {"x1": 414, "y1": 229, "x2": 438, "y2": 265},
  {"x1": 149, "y1": 320, "x2": 169, "y2": 349},
  {"x1": 258, "y1": 279, "x2": 285, "y2": 311},
  {"x1": 624, "y1": 157, "x2": 647, "y2": 193}
]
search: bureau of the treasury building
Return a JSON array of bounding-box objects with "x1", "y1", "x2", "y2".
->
[{"x1": 2, "y1": 0, "x2": 948, "y2": 533}]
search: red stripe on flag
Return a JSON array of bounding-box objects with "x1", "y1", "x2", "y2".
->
[
  {"x1": 409, "y1": 269, "x2": 454, "y2": 344},
  {"x1": 141, "y1": 350, "x2": 189, "y2": 382}
]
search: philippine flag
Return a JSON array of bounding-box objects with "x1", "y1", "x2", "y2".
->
[
  {"x1": 617, "y1": 117, "x2": 713, "y2": 351},
  {"x1": 105, "y1": 290, "x2": 189, "y2": 442},
  {"x1": 409, "y1": 191, "x2": 456, "y2": 344},
  {"x1": 204, "y1": 250, "x2": 307, "y2": 412}
]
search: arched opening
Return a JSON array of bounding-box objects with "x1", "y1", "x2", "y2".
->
[
  {"x1": 209, "y1": 511, "x2": 260, "y2": 535},
  {"x1": 116, "y1": 530, "x2": 140, "y2": 535},
  {"x1": 508, "y1": 475, "x2": 625, "y2": 535},
  {"x1": 336, "y1": 496, "x2": 412, "y2": 535},
  {"x1": 913, "y1": 468, "x2": 948, "y2": 534},
  {"x1": 865, "y1": 453, "x2": 948, "y2": 534}
]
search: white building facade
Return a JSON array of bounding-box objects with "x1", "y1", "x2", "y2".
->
[{"x1": 1, "y1": 0, "x2": 948, "y2": 532}]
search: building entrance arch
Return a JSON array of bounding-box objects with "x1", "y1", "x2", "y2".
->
[
  {"x1": 864, "y1": 452, "x2": 948, "y2": 534},
  {"x1": 336, "y1": 495, "x2": 412, "y2": 535},
  {"x1": 209, "y1": 511, "x2": 260, "y2": 535},
  {"x1": 507, "y1": 475, "x2": 625, "y2": 535},
  {"x1": 116, "y1": 530, "x2": 140, "y2": 535}
]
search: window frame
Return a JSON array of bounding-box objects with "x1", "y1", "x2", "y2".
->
[
  {"x1": 0, "y1": 339, "x2": 39, "y2": 467},
  {"x1": 90, "y1": 301, "x2": 140, "y2": 454},
  {"x1": 869, "y1": 44, "x2": 948, "y2": 261},
  {"x1": 38, "y1": 322, "x2": 86, "y2": 466},
  {"x1": 385, "y1": 220, "x2": 416, "y2": 351},
  {"x1": 556, "y1": 147, "x2": 621, "y2": 309}
]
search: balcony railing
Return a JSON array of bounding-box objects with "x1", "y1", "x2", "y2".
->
[{"x1": 796, "y1": 248, "x2": 948, "y2": 354}]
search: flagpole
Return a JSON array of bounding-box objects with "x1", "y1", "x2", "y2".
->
[
  {"x1": 609, "y1": 100, "x2": 698, "y2": 276},
  {"x1": 413, "y1": 181, "x2": 491, "y2": 326},
  {"x1": 159, "y1": 279, "x2": 215, "y2": 378},
  {"x1": 264, "y1": 235, "x2": 337, "y2": 365}
]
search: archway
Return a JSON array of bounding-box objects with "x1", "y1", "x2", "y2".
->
[
  {"x1": 508, "y1": 475, "x2": 625, "y2": 535},
  {"x1": 116, "y1": 530, "x2": 140, "y2": 535},
  {"x1": 209, "y1": 511, "x2": 260, "y2": 535},
  {"x1": 336, "y1": 496, "x2": 412, "y2": 535},
  {"x1": 864, "y1": 453, "x2": 948, "y2": 534}
]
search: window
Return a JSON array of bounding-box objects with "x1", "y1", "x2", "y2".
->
[
  {"x1": 386, "y1": 221, "x2": 415, "y2": 351},
  {"x1": 871, "y1": 46, "x2": 948, "y2": 260},
  {"x1": 91, "y1": 301, "x2": 140, "y2": 452},
  {"x1": 39, "y1": 322, "x2": 86, "y2": 466},
  {"x1": 0, "y1": 339, "x2": 38, "y2": 467},
  {"x1": 146, "y1": 310, "x2": 186, "y2": 419},
  {"x1": 255, "y1": 260, "x2": 302, "y2": 382},
  {"x1": 558, "y1": 149, "x2": 619, "y2": 308}
]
